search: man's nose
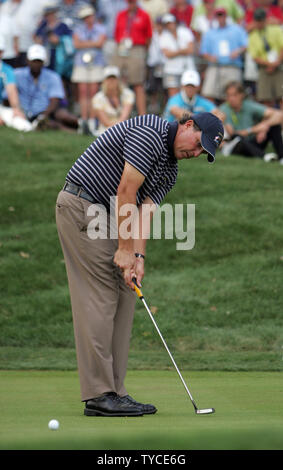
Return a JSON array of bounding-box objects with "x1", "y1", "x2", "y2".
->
[{"x1": 194, "y1": 149, "x2": 203, "y2": 157}]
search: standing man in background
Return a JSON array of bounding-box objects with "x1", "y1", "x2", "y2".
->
[
  {"x1": 112, "y1": 0, "x2": 152, "y2": 115},
  {"x1": 200, "y1": 7, "x2": 247, "y2": 103}
]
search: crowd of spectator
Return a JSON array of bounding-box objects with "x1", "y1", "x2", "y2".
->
[{"x1": 0, "y1": 0, "x2": 283, "y2": 163}]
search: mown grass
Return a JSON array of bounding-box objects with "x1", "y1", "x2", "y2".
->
[
  {"x1": 0, "y1": 127, "x2": 283, "y2": 370},
  {"x1": 1, "y1": 370, "x2": 283, "y2": 450}
]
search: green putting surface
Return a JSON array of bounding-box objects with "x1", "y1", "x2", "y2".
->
[{"x1": 1, "y1": 370, "x2": 282, "y2": 450}]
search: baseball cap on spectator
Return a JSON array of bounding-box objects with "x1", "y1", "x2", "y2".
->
[
  {"x1": 253, "y1": 8, "x2": 267, "y2": 21},
  {"x1": 191, "y1": 112, "x2": 224, "y2": 163},
  {"x1": 215, "y1": 7, "x2": 227, "y2": 15},
  {"x1": 103, "y1": 66, "x2": 120, "y2": 79},
  {"x1": 43, "y1": 2, "x2": 59, "y2": 14},
  {"x1": 78, "y1": 5, "x2": 95, "y2": 19},
  {"x1": 0, "y1": 36, "x2": 5, "y2": 51},
  {"x1": 27, "y1": 44, "x2": 47, "y2": 63},
  {"x1": 162, "y1": 13, "x2": 177, "y2": 24},
  {"x1": 181, "y1": 70, "x2": 201, "y2": 87}
]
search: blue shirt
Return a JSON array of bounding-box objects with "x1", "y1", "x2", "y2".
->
[
  {"x1": 73, "y1": 22, "x2": 106, "y2": 67},
  {"x1": 163, "y1": 91, "x2": 215, "y2": 122},
  {"x1": 14, "y1": 67, "x2": 65, "y2": 118},
  {"x1": 200, "y1": 24, "x2": 248, "y2": 67},
  {"x1": 0, "y1": 61, "x2": 15, "y2": 103}
]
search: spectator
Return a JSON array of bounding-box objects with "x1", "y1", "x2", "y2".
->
[
  {"x1": 169, "y1": 0, "x2": 194, "y2": 28},
  {"x1": 113, "y1": 0, "x2": 152, "y2": 115},
  {"x1": 200, "y1": 7, "x2": 248, "y2": 103},
  {"x1": 96, "y1": 0, "x2": 127, "y2": 63},
  {"x1": 248, "y1": 8, "x2": 283, "y2": 107},
  {"x1": 71, "y1": 4, "x2": 106, "y2": 135},
  {"x1": 163, "y1": 69, "x2": 224, "y2": 121},
  {"x1": 14, "y1": 0, "x2": 47, "y2": 67},
  {"x1": 192, "y1": 0, "x2": 244, "y2": 27},
  {"x1": 92, "y1": 65, "x2": 135, "y2": 134},
  {"x1": 245, "y1": 0, "x2": 283, "y2": 32},
  {"x1": 34, "y1": 3, "x2": 73, "y2": 74},
  {"x1": 0, "y1": 35, "x2": 32, "y2": 131},
  {"x1": 159, "y1": 13, "x2": 195, "y2": 97},
  {"x1": 58, "y1": 0, "x2": 92, "y2": 29},
  {"x1": 0, "y1": 0, "x2": 20, "y2": 67},
  {"x1": 220, "y1": 81, "x2": 283, "y2": 164},
  {"x1": 191, "y1": 0, "x2": 217, "y2": 40},
  {"x1": 146, "y1": 15, "x2": 166, "y2": 114},
  {"x1": 140, "y1": 0, "x2": 169, "y2": 22},
  {"x1": 14, "y1": 44, "x2": 79, "y2": 131},
  {"x1": 112, "y1": 0, "x2": 152, "y2": 116}
]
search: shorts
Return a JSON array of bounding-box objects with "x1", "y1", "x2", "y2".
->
[
  {"x1": 71, "y1": 65, "x2": 104, "y2": 83},
  {"x1": 111, "y1": 46, "x2": 147, "y2": 86},
  {"x1": 201, "y1": 65, "x2": 242, "y2": 100},
  {"x1": 257, "y1": 67, "x2": 283, "y2": 101},
  {"x1": 162, "y1": 73, "x2": 181, "y2": 90}
]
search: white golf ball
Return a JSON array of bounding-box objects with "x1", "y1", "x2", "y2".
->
[{"x1": 48, "y1": 419, "x2": 59, "y2": 431}]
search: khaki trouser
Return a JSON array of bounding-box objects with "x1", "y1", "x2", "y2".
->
[{"x1": 55, "y1": 189, "x2": 136, "y2": 401}]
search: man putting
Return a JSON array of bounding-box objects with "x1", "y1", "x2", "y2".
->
[{"x1": 56, "y1": 112, "x2": 223, "y2": 417}]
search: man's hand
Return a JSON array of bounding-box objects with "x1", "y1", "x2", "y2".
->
[
  {"x1": 13, "y1": 108, "x2": 26, "y2": 120},
  {"x1": 114, "y1": 248, "x2": 136, "y2": 289},
  {"x1": 134, "y1": 257, "x2": 145, "y2": 288}
]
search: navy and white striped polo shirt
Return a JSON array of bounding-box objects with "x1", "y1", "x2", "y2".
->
[{"x1": 66, "y1": 114, "x2": 178, "y2": 211}]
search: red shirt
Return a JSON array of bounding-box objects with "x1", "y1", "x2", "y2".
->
[
  {"x1": 245, "y1": 5, "x2": 283, "y2": 24},
  {"x1": 170, "y1": 5, "x2": 194, "y2": 28},
  {"x1": 114, "y1": 7, "x2": 152, "y2": 46}
]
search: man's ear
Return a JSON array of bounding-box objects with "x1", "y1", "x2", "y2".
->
[{"x1": 184, "y1": 119, "x2": 194, "y2": 129}]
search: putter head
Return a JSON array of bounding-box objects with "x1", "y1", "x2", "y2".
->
[{"x1": 195, "y1": 408, "x2": 215, "y2": 415}]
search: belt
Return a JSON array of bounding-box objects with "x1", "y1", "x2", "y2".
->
[{"x1": 63, "y1": 181, "x2": 96, "y2": 204}]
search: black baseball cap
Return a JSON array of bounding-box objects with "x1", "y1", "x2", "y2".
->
[
  {"x1": 253, "y1": 8, "x2": 267, "y2": 21},
  {"x1": 191, "y1": 112, "x2": 224, "y2": 163}
]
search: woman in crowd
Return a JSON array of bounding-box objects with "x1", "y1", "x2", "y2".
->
[
  {"x1": 71, "y1": 4, "x2": 106, "y2": 135},
  {"x1": 92, "y1": 65, "x2": 135, "y2": 135}
]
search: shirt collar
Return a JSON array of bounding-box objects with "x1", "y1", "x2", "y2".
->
[{"x1": 167, "y1": 121, "x2": 178, "y2": 159}]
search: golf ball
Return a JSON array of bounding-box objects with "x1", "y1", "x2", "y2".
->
[{"x1": 48, "y1": 419, "x2": 59, "y2": 430}]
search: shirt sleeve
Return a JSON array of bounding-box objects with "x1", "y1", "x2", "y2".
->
[
  {"x1": 200, "y1": 30, "x2": 212, "y2": 55},
  {"x1": 250, "y1": 100, "x2": 266, "y2": 121},
  {"x1": 123, "y1": 126, "x2": 164, "y2": 177},
  {"x1": 47, "y1": 71, "x2": 65, "y2": 99},
  {"x1": 92, "y1": 92, "x2": 106, "y2": 111},
  {"x1": 3, "y1": 64, "x2": 16, "y2": 86},
  {"x1": 122, "y1": 88, "x2": 135, "y2": 106}
]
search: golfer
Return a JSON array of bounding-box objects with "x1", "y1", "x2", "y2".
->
[{"x1": 56, "y1": 112, "x2": 223, "y2": 417}]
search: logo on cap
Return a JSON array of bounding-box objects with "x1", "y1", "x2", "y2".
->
[{"x1": 214, "y1": 134, "x2": 222, "y2": 147}]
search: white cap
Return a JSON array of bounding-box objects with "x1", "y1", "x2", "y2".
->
[
  {"x1": 27, "y1": 44, "x2": 47, "y2": 62},
  {"x1": 0, "y1": 35, "x2": 5, "y2": 52},
  {"x1": 78, "y1": 5, "x2": 95, "y2": 19},
  {"x1": 103, "y1": 66, "x2": 120, "y2": 79},
  {"x1": 43, "y1": 1, "x2": 59, "y2": 13},
  {"x1": 162, "y1": 13, "x2": 176, "y2": 24},
  {"x1": 181, "y1": 69, "x2": 201, "y2": 87}
]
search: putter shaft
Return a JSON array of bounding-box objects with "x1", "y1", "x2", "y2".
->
[{"x1": 132, "y1": 278, "x2": 199, "y2": 412}]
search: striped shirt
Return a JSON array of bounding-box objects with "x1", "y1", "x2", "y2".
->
[{"x1": 66, "y1": 115, "x2": 178, "y2": 211}]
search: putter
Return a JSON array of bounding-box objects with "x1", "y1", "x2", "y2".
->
[{"x1": 132, "y1": 278, "x2": 215, "y2": 415}]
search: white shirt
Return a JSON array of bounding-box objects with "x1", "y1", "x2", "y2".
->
[
  {"x1": 0, "y1": 0, "x2": 46, "y2": 55},
  {"x1": 159, "y1": 25, "x2": 195, "y2": 75}
]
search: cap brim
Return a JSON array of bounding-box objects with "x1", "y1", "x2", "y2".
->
[{"x1": 201, "y1": 133, "x2": 215, "y2": 163}]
